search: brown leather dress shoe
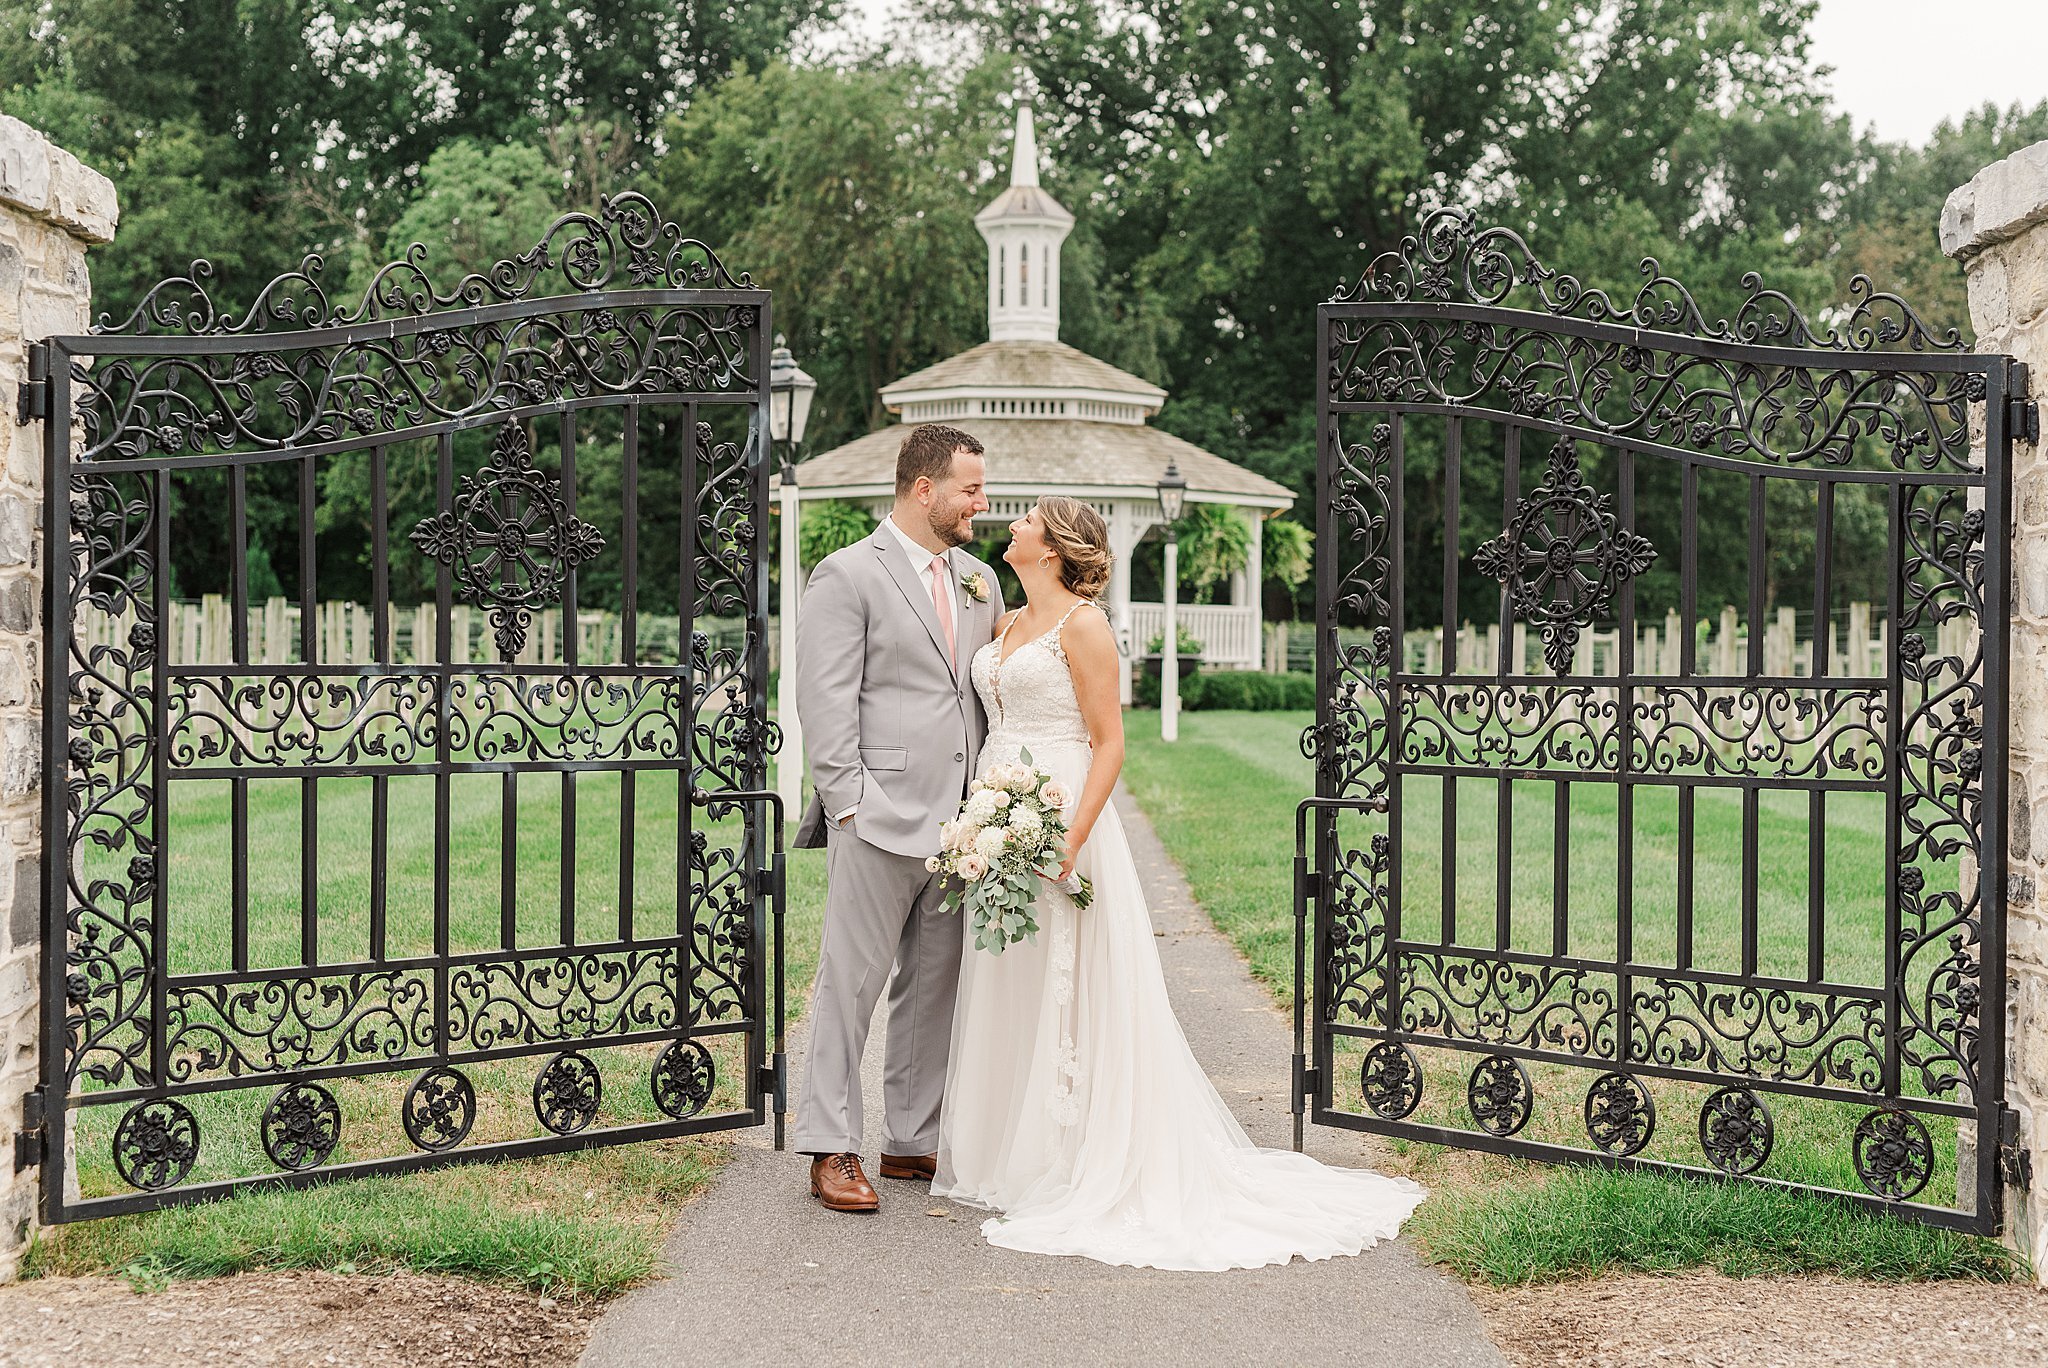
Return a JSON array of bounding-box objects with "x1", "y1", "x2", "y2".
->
[
  {"x1": 878, "y1": 1152, "x2": 937, "y2": 1181},
  {"x1": 809, "y1": 1152, "x2": 879, "y2": 1212}
]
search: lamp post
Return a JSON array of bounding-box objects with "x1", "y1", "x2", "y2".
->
[
  {"x1": 770, "y1": 336, "x2": 817, "y2": 822},
  {"x1": 1156, "y1": 460, "x2": 1187, "y2": 743}
]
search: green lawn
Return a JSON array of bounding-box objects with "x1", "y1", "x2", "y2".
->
[{"x1": 1121, "y1": 708, "x2": 2017, "y2": 1284}]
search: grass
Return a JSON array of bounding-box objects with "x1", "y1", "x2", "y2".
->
[
  {"x1": 1121, "y1": 708, "x2": 2020, "y2": 1285},
  {"x1": 31, "y1": 753, "x2": 829, "y2": 1297}
]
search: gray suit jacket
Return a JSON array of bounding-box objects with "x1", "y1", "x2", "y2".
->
[{"x1": 792, "y1": 527, "x2": 1003, "y2": 857}]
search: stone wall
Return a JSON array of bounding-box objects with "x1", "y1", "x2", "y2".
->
[
  {"x1": 0, "y1": 114, "x2": 116, "y2": 1281},
  {"x1": 1946, "y1": 139, "x2": 2048, "y2": 1280}
]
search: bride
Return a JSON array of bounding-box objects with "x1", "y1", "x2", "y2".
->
[{"x1": 932, "y1": 495, "x2": 1424, "y2": 1271}]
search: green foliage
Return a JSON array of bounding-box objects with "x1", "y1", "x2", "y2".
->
[
  {"x1": 800, "y1": 499, "x2": 878, "y2": 568},
  {"x1": 1261, "y1": 518, "x2": 1313, "y2": 592},
  {"x1": 1408, "y1": 1167, "x2": 2016, "y2": 1285},
  {"x1": 1171, "y1": 504, "x2": 1252, "y2": 603},
  {"x1": 1143, "y1": 623, "x2": 1204, "y2": 656},
  {"x1": 1133, "y1": 670, "x2": 1314, "y2": 711}
]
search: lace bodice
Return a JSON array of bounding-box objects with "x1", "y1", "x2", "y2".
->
[{"x1": 971, "y1": 601, "x2": 1093, "y2": 748}]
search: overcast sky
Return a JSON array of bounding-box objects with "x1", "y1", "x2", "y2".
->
[{"x1": 834, "y1": 1, "x2": 2048, "y2": 147}]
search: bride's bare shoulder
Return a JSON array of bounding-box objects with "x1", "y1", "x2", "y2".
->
[{"x1": 1060, "y1": 602, "x2": 1115, "y2": 650}]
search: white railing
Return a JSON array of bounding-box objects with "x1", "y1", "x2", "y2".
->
[{"x1": 1122, "y1": 602, "x2": 1259, "y2": 669}]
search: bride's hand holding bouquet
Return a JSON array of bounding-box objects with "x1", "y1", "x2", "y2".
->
[{"x1": 928, "y1": 748, "x2": 1094, "y2": 955}]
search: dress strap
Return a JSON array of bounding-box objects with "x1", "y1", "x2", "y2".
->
[{"x1": 1044, "y1": 600, "x2": 1090, "y2": 662}]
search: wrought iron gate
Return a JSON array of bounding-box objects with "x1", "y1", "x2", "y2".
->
[
  {"x1": 1296, "y1": 207, "x2": 2032, "y2": 1231},
  {"x1": 27, "y1": 195, "x2": 785, "y2": 1221}
]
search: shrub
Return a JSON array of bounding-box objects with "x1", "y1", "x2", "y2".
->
[{"x1": 1129, "y1": 669, "x2": 1315, "y2": 711}]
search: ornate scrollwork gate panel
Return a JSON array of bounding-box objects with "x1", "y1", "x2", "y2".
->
[
  {"x1": 33, "y1": 195, "x2": 784, "y2": 1220},
  {"x1": 1297, "y1": 207, "x2": 2023, "y2": 1232}
]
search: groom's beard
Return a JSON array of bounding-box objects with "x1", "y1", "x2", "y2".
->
[{"x1": 927, "y1": 505, "x2": 974, "y2": 548}]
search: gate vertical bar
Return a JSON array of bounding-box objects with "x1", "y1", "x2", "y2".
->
[
  {"x1": 1615, "y1": 449, "x2": 1636, "y2": 1069},
  {"x1": 369, "y1": 445, "x2": 389, "y2": 962},
  {"x1": 299, "y1": 452, "x2": 319, "y2": 966},
  {"x1": 1441, "y1": 418, "x2": 1461, "y2": 943},
  {"x1": 559, "y1": 414, "x2": 579, "y2": 948},
  {"x1": 150, "y1": 469, "x2": 170, "y2": 1087},
  {"x1": 680, "y1": 405, "x2": 698, "y2": 1032},
  {"x1": 433, "y1": 430, "x2": 454, "y2": 1059},
  {"x1": 620, "y1": 403, "x2": 639, "y2": 943},
  {"x1": 1976, "y1": 359, "x2": 2016, "y2": 1227},
  {"x1": 38, "y1": 345, "x2": 71, "y2": 1223},
  {"x1": 229, "y1": 466, "x2": 250, "y2": 973}
]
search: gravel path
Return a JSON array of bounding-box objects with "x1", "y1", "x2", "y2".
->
[{"x1": 580, "y1": 785, "x2": 1504, "y2": 1368}]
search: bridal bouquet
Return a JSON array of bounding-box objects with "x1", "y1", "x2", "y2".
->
[{"x1": 928, "y1": 748, "x2": 1095, "y2": 955}]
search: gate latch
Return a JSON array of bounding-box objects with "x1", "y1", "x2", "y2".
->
[{"x1": 14, "y1": 1089, "x2": 43, "y2": 1172}]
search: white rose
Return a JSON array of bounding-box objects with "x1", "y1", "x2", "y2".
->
[
  {"x1": 1005, "y1": 767, "x2": 1038, "y2": 794},
  {"x1": 955, "y1": 822, "x2": 982, "y2": 852},
  {"x1": 968, "y1": 778, "x2": 985, "y2": 793},
  {"x1": 957, "y1": 853, "x2": 987, "y2": 881},
  {"x1": 1041, "y1": 780, "x2": 1072, "y2": 810},
  {"x1": 974, "y1": 827, "x2": 1008, "y2": 862},
  {"x1": 924, "y1": 855, "x2": 942, "y2": 872},
  {"x1": 991, "y1": 790, "x2": 1011, "y2": 809}
]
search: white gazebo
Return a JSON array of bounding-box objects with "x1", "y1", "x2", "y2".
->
[{"x1": 775, "y1": 105, "x2": 1293, "y2": 739}]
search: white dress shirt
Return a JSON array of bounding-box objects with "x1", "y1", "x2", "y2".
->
[{"x1": 835, "y1": 516, "x2": 956, "y2": 823}]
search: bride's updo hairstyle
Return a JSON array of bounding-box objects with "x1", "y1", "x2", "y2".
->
[{"x1": 1035, "y1": 496, "x2": 1113, "y2": 601}]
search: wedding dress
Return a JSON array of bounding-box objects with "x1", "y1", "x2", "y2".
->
[{"x1": 932, "y1": 602, "x2": 1425, "y2": 1271}]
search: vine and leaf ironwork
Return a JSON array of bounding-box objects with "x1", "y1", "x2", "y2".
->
[
  {"x1": 1328, "y1": 207, "x2": 1981, "y2": 474},
  {"x1": 1309, "y1": 208, "x2": 2009, "y2": 1222},
  {"x1": 46, "y1": 201, "x2": 777, "y2": 1213}
]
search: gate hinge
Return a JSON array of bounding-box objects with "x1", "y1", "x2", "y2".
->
[
  {"x1": 1999, "y1": 1107, "x2": 2034, "y2": 1189},
  {"x1": 1300, "y1": 868, "x2": 1322, "y2": 903},
  {"x1": 1297, "y1": 1065, "x2": 1321, "y2": 1101},
  {"x1": 2011, "y1": 394, "x2": 2042, "y2": 446},
  {"x1": 14, "y1": 1088, "x2": 43, "y2": 1172},
  {"x1": 15, "y1": 343, "x2": 48, "y2": 426},
  {"x1": 754, "y1": 864, "x2": 782, "y2": 901},
  {"x1": 755, "y1": 1053, "x2": 786, "y2": 1107}
]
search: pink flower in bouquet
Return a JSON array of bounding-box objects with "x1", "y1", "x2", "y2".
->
[
  {"x1": 1041, "y1": 779, "x2": 1072, "y2": 810},
  {"x1": 957, "y1": 852, "x2": 988, "y2": 881}
]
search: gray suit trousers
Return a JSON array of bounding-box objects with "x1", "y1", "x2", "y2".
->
[{"x1": 792, "y1": 819, "x2": 962, "y2": 1156}]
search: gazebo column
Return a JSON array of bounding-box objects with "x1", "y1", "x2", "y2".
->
[
  {"x1": 775, "y1": 482, "x2": 804, "y2": 825},
  {"x1": 1247, "y1": 510, "x2": 1265, "y2": 672},
  {"x1": 1108, "y1": 501, "x2": 1147, "y2": 705}
]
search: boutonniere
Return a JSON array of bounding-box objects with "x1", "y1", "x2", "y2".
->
[{"x1": 961, "y1": 571, "x2": 990, "y2": 604}]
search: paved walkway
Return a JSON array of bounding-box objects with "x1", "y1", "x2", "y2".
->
[{"x1": 581, "y1": 788, "x2": 1504, "y2": 1368}]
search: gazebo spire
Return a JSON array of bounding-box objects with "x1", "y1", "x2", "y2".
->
[
  {"x1": 975, "y1": 103, "x2": 1074, "y2": 342},
  {"x1": 1010, "y1": 105, "x2": 1041, "y2": 188}
]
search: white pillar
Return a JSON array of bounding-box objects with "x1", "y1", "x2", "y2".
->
[
  {"x1": 1162, "y1": 536, "x2": 1180, "y2": 742},
  {"x1": 774, "y1": 479, "x2": 804, "y2": 825},
  {"x1": 1108, "y1": 502, "x2": 1145, "y2": 706},
  {"x1": 1246, "y1": 509, "x2": 1264, "y2": 671}
]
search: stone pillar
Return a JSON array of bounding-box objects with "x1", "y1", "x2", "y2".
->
[
  {"x1": 0, "y1": 114, "x2": 116, "y2": 1281},
  {"x1": 1945, "y1": 140, "x2": 2048, "y2": 1281}
]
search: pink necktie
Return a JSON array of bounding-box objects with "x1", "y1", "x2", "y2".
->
[{"x1": 928, "y1": 554, "x2": 956, "y2": 665}]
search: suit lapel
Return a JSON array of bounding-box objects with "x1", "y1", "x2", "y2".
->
[
  {"x1": 950, "y1": 550, "x2": 978, "y2": 683},
  {"x1": 874, "y1": 529, "x2": 954, "y2": 671}
]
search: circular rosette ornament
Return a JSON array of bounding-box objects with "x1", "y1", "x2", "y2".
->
[
  {"x1": 1853, "y1": 1108, "x2": 1933, "y2": 1201},
  {"x1": 533, "y1": 1051, "x2": 603, "y2": 1136},
  {"x1": 1360, "y1": 1042, "x2": 1424, "y2": 1121},
  {"x1": 113, "y1": 1098, "x2": 200, "y2": 1191},
  {"x1": 1466, "y1": 1056, "x2": 1533, "y2": 1138},
  {"x1": 651, "y1": 1038, "x2": 716, "y2": 1120},
  {"x1": 262, "y1": 1082, "x2": 342, "y2": 1171},
  {"x1": 1698, "y1": 1086, "x2": 1774, "y2": 1176},
  {"x1": 403, "y1": 1066, "x2": 476, "y2": 1153},
  {"x1": 1583, "y1": 1072, "x2": 1656, "y2": 1158}
]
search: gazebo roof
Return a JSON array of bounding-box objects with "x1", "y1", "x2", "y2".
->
[
  {"x1": 784, "y1": 417, "x2": 1294, "y2": 509},
  {"x1": 879, "y1": 339, "x2": 1165, "y2": 408}
]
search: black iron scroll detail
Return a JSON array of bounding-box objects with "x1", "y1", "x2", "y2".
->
[
  {"x1": 651, "y1": 1038, "x2": 715, "y2": 1120},
  {"x1": 533, "y1": 1051, "x2": 604, "y2": 1136},
  {"x1": 262, "y1": 1082, "x2": 342, "y2": 1171},
  {"x1": 1473, "y1": 437, "x2": 1656, "y2": 674},
  {"x1": 113, "y1": 1099, "x2": 199, "y2": 1191},
  {"x1": 1584, "y1": 1072, "x2": 1656, "y2": 1158},
  {"x1": 410, "y1": 421, "x2": 604, "y2": 659}
]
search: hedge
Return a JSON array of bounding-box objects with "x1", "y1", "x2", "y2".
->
[{"x1": 1131, "y1": 669, "x2": 1315, "y2": 711}]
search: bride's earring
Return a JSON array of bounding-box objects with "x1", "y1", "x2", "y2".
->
[{"x1": 1038, "y1": 554, "x2": 1054, "y2": 569}]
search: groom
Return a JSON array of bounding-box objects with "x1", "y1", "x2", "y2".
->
[{"x1": 791, "y1": 424, "x2": 1003, "y2": 1212}]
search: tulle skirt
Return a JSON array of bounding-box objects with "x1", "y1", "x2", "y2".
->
[{"x1": 933, "y1": 734, "x2": 1425, "y2": 1271}]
